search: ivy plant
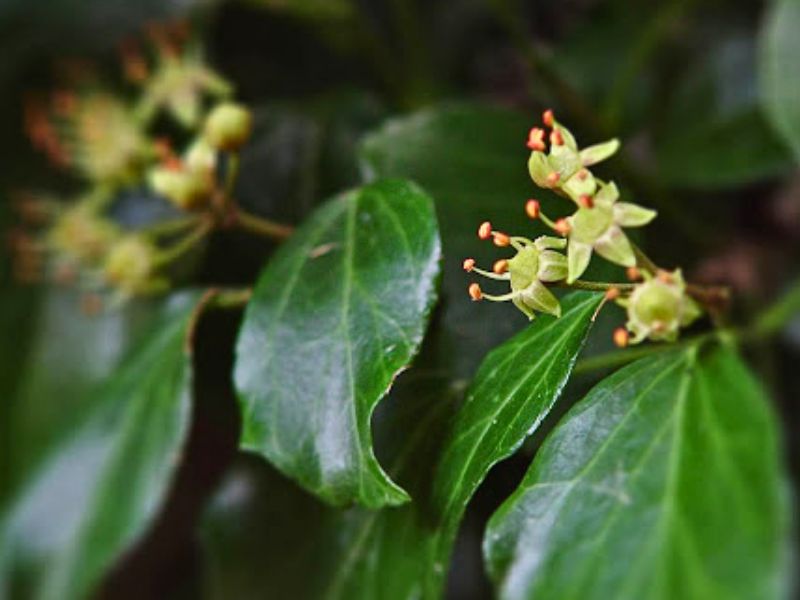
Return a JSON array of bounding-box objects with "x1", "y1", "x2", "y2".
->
[{"x1": 0, "y1": 3, "x2": 798, "y2": 600}]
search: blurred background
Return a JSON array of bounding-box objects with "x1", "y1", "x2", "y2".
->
[{"x1": 0, "y1": 0, "x2": 798, "y2": 598}]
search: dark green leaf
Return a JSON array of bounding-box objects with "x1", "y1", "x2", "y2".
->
[
  {"x1": 234, "y1": 179, "x2": 441, "y2": 508},
  {"x1": 361, "y1": 105, "x2": 564, "y2": 377},
  {"x1": 485, "y1": 344, "x2": 791, "y2": 600},
  {"x1": 656, "y1": 30, "x2": 792, "y2": 188},
  {"x1": 0, "y1": 293, "x2": 201, "y2": 600},
  {"x1": 760, "y1": 0, "x2": 800, "y2": 162}
]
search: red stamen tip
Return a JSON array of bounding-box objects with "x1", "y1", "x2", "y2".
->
[
  {"x1": 526, "y1": 127, "x2": 546, "y2": 151},
  {"x1": 626, "y1": 266, "x2": 642, "y2": 281},
  {"x1": 546, "y1": 172, "x2": 561, "y2": 186},
  {"x1": 554, "y1": 218, "x2": 571, "y2": 236},
  {"x1": 550, "y1": 129, "x2": 564, "y2": 146},
  {"x1": 613, "y1": 327, "x2": 629, "y2": 348},
  {"x1": 463, "y1": 258, "x2": 475, "y2": 272},
  {"x1": 543, "y1": 109, "x2": 555, "y2": 127},
  {"x1": 492, "y1": 232, "x2": 511, "y2": 247},
  {"x1": 478, "y1": 221, "x2": 492, "y2": 240},
  {"x1": 605, "y1": 287, "x2": 620, "y2": 301},
  {"x1": 493, "y1": 259, "x2": 509, "y2": 274},
  {"x1": 578, "y1": 194, "x2": 594, "y2": 209}
]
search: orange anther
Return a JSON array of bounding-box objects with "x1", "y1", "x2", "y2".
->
[
  {"x1": 462, "y1": 258, "x2": 475, "y2": 272},
  {"x1": 579, "y1": 194, "x2": 594, "y2": 209},
  {"x1": 525, "y1": 199, "x2": 540, "y2": 219},
  {"x1": 577, "y1": 168, "x2": 590, "y2": 181},
  {"x1": 478, "y1": 221, "x2": 492, "y2": 240},
  {"x1": 526, "y1": 127, "x2": 546, "y2": 151},
  {"x1": 546, "y1": 172, "x2": 561, "y2": 186},
  {"x1": 493, "y1": 259, "x2": 509, "y2": 274},
  {"x1": 468, "y1": 283, "x2": 483, "y2": 301},
  {"x1": 550, "y1": 129, "x2": 564, "y2": 146},
  {"x1": 554, "y1": 218, "x2": 571, "y2": 236},
  {"x1": 657, "y1": 270, "x2": 673, "y2": 284},
  {"x1": 492, "y1": 232, "x2": 510, "y2": 247},
  {"x1": 626, "y1": 266, "x2": 642, "y2": 281},
  {"x1": 613, "y1": 327, "x2": 629, "y2": 348},
  {"x1": 604, "y1": 287, "x2": 620, "y2": 301},
  {"x1": 543, "y1": 109, "x2": 554, "y2": 127}
]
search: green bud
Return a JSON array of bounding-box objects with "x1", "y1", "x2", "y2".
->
[
  {"x1": 103, "y1": 235, "x2": 163, "y2": 296},
  {"x1": 619, "y1": 270, "x2": 702, "y2": 343},
  {"x1": 184, "y1": 139, "x2": 217, "y2": 175},
  {"x1": 149, "y1": 166, "x2": 213, "y2": 211},
  {"x1": 204, "y1": 103, "x2": 253, "y2": 151}
]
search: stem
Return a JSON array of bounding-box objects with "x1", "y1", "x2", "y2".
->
[
  {"x1": 223, "y1": 153, "x2": 240, "y2": 202},
  {"x1": 631, "y1": 243, "x2": 659, "y2": 274},
  {"x1": 154, "y1": 219, "x2": 213, "y2": 268},
  {"x1": 233, "y1": 209, "x2": 294, "y2": 241},
  {"x1": 140, "y1": 216, "x2": 200, "y2": 239},
  {"x1": 211, "y1": 287, "x2": 253, "y2": 309},
  {"x1": 557, "y1": 279, "x2": 636, "y2": 293}
]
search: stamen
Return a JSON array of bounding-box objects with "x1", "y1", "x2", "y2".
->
[
  {"x1": 492, "y1": 231, "x2": 510, "y2": 247},
  {"x1": 472, "y1": 266, "x2": 510, "y2": 281},
  {"x1": 525, "y1": 199, "x2": 540, "y2": 219},
  {"x1": 605, "y1": 287, "x2": 620, "y2": 300},
  {"x1": 577, "y1": 168, "x2": 589, "y2": 181},
  {"x1": 579, "y1": 194, "x2": 594, "y2": 209},
  {"x1": 482, "y1": 291, "x2": 519, "y2": 302},
  {"x1": 526, "y1": 127, "x2": 546, "y2": 151},
  {"x1": 543, "y1": 109, "x2": 555, "y2": 127},
  {"x1": 493, "y1": 259, "x2": 509, "y2": 274},
  {"x1": 546, "y1": 172, "x2": 561, "y2": 186},
  {"x1": 554, "y1": 218, "x2": 571, "y2": 236},
  {"x1": 550, "y1": 129, "x2": 564, "y2": 146},
  {"x1": 656, "y1": 270, "x2": 673, "y2": 284},
  {"x1": 462, "y1": 258, "x2": 475, "y2": 272},
  {"x1": 626, "y1": 266, "x2": 642, "y2": 281},
  {"x1": 478, "y1": 221, "x2": 492, "y2": 240},
  {"x1": 468, "y1": 283, "x2": 483, "y2": 301},
  {"x1": 613, "y1": 327, "x2": 629, "y2": 348}
]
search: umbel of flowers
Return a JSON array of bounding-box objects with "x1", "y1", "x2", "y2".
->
[{"x1": 464, "y1": 110, "x2": 702, "y2": 346}]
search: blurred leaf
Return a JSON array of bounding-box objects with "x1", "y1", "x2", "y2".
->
[
  {"x1": 657, "y1": 30, "x2": 792, "y2": 188},
  {"x1": 3, "y1": 289, "x2": 170, "y2": 500},
  {"x1": 0, "y1": 292, "x2": 201, "y2": 600},
  {"x1": 241, "y1": 0, "x2": 353, "y2": 20},
  {"x1": 760, "y1": 0, "x2": 800, "y2": 162},
  {"x1": 234, "y1": 179, "x2": 441, "y2": 508},
  {"x1": 485, "y1": 344, "x2": 791, "y2": 600},
  {"x1": 361, "y1": 104, "x2": 570, "y2": 377}
]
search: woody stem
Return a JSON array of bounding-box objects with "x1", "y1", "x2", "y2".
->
[{"x1": 556, "y1": 280, "x2": 636, "y2": 293}]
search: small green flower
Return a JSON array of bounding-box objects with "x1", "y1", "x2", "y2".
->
[
  {"x1": 527, "y1": 116, "x2": 620, "y2": 205},
  {"x1": 103, "y1": 235, "x2": 167, "y2": 296},
  {"x1": 565, "y1": 181, "x2": 656, "y2": 283},
  {"x1": 616, "y1": 269, "x2": 702, "y2": 343},
  {"x1": 465, "y1": 234, "x2": 567, "y2": 320},
  {"x1": 49, "y1": 206, "x2": 119, "y2": 265}
]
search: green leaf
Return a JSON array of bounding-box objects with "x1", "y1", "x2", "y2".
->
[
  {"x1": 485, "y1": 344, "x2": 791, "y2": 600},
  {"x1": 361, "y1": 104, "x2": 555, "y2": 377},
  {"x1": 1, "y1": 289, "x2": 169, "y2": 503},
  {"x1": 205, "y1": 292, "x2": 601, "y2": 599},
  {"x1": 234, "y1": 179, "x2": 441, "y2": 508},
  {"x1": 760, "y1": 0, "x2": 800, "y2": 161},
  {"x1": 657, "y1": 30, "x2": 792, "y2": 188},
  {"x1": 0, "y1": 292, "x2": 201, "y2": 600}
]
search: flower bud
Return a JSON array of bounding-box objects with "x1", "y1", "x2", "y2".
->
[
  {"x1": 149, "y1": 166, "x2": 212, "y2": 211},
  {"x1": 49, "y1": 207, "x2": 119, "y2": 264},
  {"x1": 204, "y1": 103, "x2": 253, "y2": 151},
  {"x1": 620, "y1": 269, "x2": 701, "y2": 343},
  {"x1": 103, "y1": 235, "x2": 158, "y2": 295}
]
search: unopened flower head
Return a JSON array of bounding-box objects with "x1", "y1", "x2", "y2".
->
[
  {"x1": 615, "y1": 269, "x2": 701, "y2": 343},
  {"x1": 49, "y1": 206, "x2": 119, "y2": 265},
  {"x1": 103, "y1": 235, "x2": 167, "y2": 296},
  {"x1": 204, "y1": 103, "x2": 253, "y2": 151}
]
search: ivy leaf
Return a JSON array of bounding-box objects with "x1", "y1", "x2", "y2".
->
[
  {"x1": 233, "y1": 179, "x2": 441, "y2": 508},
  {"x1": 760, "y1": 0, "x2": 800, "y2": 161},
  {"x1": 0, "y1": 293, "x2": 201, "y2": 600},
  {"x1": 485, "y1": 345, "x2": 791, "y2": 600}
]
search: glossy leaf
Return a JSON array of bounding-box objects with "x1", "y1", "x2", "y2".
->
[
  {"x1": 234, "y1": 179, "x2": 441, "y2": 508},
  {"x1": 760, "y1": 0, "x2": 800, "y2": 161},
  {"x1": 0, "y1": 293, "x2": 201, "y2": 600},
  {"x1": 485, "y1": 345, "x2": 790, "y2": 600},
  {"x1": 360, "y1": 105, "x2": 557, "y2": 377},
  {"x1": 422, "y1": 291, "x2": 603, "y2": 596}
]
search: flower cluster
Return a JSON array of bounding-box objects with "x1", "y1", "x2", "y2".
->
[
  {"x1": 465, "y1": 110, "x2": 702, "y2": 345},
  {"x1": 9, "y1": 21, "x2": 258, "y2": 309}
]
